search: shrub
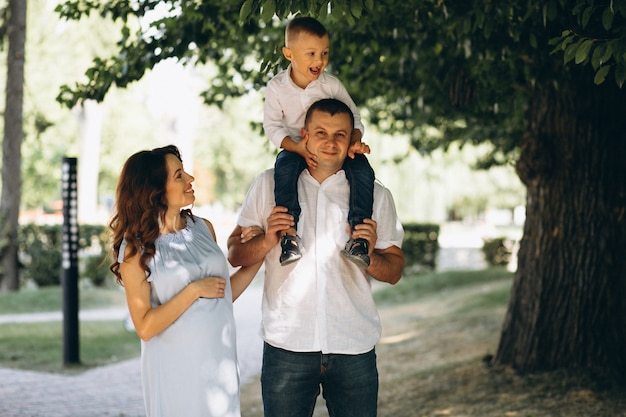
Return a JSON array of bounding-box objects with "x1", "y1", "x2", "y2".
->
[
  {"x1": 18, "y1": 224, "x2": 110, "y2": 287},
  {"x1": 401, "y1": 223, "x2": 440, "y2": 272},
  {"x1": 79, "y1": 225, "x2": 112, "y2": 287},
  {"x1": 82, "y1": 253, "x2": 112, "y2": 287},
  {"x1": 481, "y1": 237, "x2": 513, "y2": 267},
  {"x1": 18, "y1": 224, "x2": 62, "y2": 287}
]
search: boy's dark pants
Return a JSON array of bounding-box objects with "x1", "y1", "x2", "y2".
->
[{"x1": 274, "y1": 150, "x2": 374, "y2": 231}]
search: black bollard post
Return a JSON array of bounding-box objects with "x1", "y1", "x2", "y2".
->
[{"x1": 62, "y1": 157, "x2": 80, "y2": 366}]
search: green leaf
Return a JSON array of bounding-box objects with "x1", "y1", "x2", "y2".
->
[
  {"x1": 581, "y1": 6, "x2": 593, "y2": 28},
  {"x1": 483, "y1": 18, "x2": 493, "y2": 38},
  {"x1": 261, "y1": 0, "x2": 275, "y2": 22},
  {"x1": 330, "y1": 1, "x2": 341, "y2": 16},
  {"x1": 530, "y1": 33, "x2": 537, "y2": 49},
  {"x1": 240, "y1": 0, "x2": 254, "y2": 22},
  {"x1": 591, "y1": 43, "x2": 606, "y2": 69},
  {"x1": 319, "y1": 2, "x2": 328, "y2": 19},
  {"x1": 365, "y1": 0, "x2": 374, "y2": 11},
  {"x1": 602, "y1": 6, "x2": 615, "y2": 30},
  {"x1": 615, "y1": 0, "x2": 626, "y2": 17},
  {"x1": 575, "y1": 39, "x2": 593, "y2": 64},
  {"x1": 544, "y1": 0, "x2": 557, "y2": 22},
  {"x1": 475, "y1": 10, "x2": 485, "y2": 29},
  {"x1": 600, "y1": 41, "x2": 614, "y2": 63},
  {"x1": 615, "y1": 62, "x2": 626, "y2": 87},
  {"x1": 563, "y1": 39, "x2": 580, "y2": 64},
  {"x1": 594, "y1": 65, "x2": 611, "y2": 84},
  {"x1": 350, "y1": 0, "x2": 363, "y2": 18}
]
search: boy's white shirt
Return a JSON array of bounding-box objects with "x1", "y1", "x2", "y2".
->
[
  {"x1": 263, "y1": 64, "x2": 365, "y2": 149},
  {"x1": 237, "y1": 168, "x2": 404, "y2": 354}
]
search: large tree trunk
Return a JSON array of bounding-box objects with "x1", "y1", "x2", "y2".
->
[
  {"x1": 493, "y1": 69, "x2": 626, "y2": 377},
  {"x1": 0, "y1": 0, "x2": 27, "y2": 292}
]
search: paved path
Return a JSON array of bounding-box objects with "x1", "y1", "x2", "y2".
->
[
  {"x1": 0, "y1": 221, "x2": 497, "y2": 417},
  {"x1": 0, "y1": 284, "x2": 263, "y2": 417}
]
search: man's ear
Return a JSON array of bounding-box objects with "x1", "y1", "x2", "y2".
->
[
  {"x1": 300, "y1": 127, "x2": 307, "y2": 138},
  {"x1": 282, "y1": 46, "x2": 292, "y2": 61}
]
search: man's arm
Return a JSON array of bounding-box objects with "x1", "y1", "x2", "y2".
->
[
  {"x1": 227, "y1": 206, "x2": 295, "y2": 267},
  {"x1": 227, "y1": 226, "x2": 270, "y2": 267},
  {"x1": 367, "y1": 245, "x2": 404, "y2": 285},
  {"x1": 351, "y1": 218, "x2": 405, "y2": 285}
]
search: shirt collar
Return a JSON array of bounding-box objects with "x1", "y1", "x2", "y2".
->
[
  {"x1": 279, "y1": 64, "x2": 327, "y2": 88},
  {"x1": 302, "y1": 168, "x2": 346, "y2": 184}
]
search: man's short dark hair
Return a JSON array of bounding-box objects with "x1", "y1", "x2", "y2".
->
[{"x1": 305, "y1": 99, "x2": 355, "y2": 130}]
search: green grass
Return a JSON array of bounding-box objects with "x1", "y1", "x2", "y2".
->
[
  {"x1": 455, "y1": 283, "x2": 512, "y2": 313},
  {"x1": 0, "y1": 268, "x2": 514, "y2": 374},
  {"x1": 374, "y1": 267, "x2": 513, "y2": 306},
  {"x1": 0, "y1": 285, "x2": 127, "y2": 314},
  {"x1": 0, "y1": 284, "x2": 135, "y2": 374},
  {"x1": 0, "y1": 320, "x2": 140, "y2": 373}
]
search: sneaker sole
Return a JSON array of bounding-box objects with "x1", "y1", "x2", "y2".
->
[
  {"x1": 340, "y1": 250, "x2": 370, "y2": 268},
  {"x1": 280, "y1": 254, "x2": 302, "y2": 266}
]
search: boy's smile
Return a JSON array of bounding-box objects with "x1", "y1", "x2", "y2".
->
[{"x1": 282, "y1": 31, "x2": 330, "y2": 89}]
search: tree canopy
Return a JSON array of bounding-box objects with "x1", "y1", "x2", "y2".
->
[
  {"x1": 56, "y1": 1, "x2": 626, "y2": 165},
  {"x1": 55, "y1": 0, "x2": 626, "y2": 379}
]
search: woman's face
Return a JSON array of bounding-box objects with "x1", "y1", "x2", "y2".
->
[{"x1": 164, "y1": 153, "x2": 195, "y2": 210}]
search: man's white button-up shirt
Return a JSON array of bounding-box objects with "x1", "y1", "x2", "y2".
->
[{"x1": 237, "y1": 169, "x2": 404, "y2": 354}]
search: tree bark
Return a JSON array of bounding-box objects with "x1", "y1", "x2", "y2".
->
[
  {"x1": 0, "y1": 0, "x2": 27, "y2": 291},
  {"x1": 493, "y1": 68, "x2": 626, "y2": 378}
]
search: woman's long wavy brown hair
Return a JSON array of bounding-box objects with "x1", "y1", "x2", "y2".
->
[{"x1": 109, "y1": 145, "x2": 192, "y2": 285}]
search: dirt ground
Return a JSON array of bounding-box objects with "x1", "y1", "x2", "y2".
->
[{"x1": 239, "y1": 281, "x2": 626, "y2": 417}]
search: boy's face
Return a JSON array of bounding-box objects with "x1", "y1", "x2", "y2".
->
[{"x1": 282, "y1": 31, "x2": 330, "y2": 89}]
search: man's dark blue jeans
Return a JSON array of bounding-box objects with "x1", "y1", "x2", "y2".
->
[
  {"x1": 274, "y1": 150, "x2": 375, "y2": 231},
  {"x1": 261, "y1": 342, "x2": 379, "y2": 417}
]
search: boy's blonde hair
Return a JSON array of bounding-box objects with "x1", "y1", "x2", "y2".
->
[{"x1": 285, "y1": 16, "x2": 328, "y2": 46}]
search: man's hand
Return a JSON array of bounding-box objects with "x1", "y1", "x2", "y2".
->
[
  {"x1": 348, "y1": 218, "x2": 377, "y2": 255},
  {"x1": 264, "y1": 206, "x2": 295, "y2": 246},
  {"x1": 347, "y1": 218, "x2": 404, "y2": 284},
  {"x1": 227, "y1": 206, "x2": 296, "y2": 268}
]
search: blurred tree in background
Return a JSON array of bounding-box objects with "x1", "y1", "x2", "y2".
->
[{"x1": 0, "y1": 0, "x2": 27, "y2": 291}]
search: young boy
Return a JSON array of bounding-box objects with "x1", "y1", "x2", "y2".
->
[{"x1": 263, "y1": 16, "x2": 375, "y2": 267}]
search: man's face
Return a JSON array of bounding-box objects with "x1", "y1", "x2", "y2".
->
[{"x1": 302, "y1": 110, "x2": 353, "y2": 172}]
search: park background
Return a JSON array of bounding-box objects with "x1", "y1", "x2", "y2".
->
[
  {"x1": 1, "y1": 1, "x2": 626, "y2": 416},
  {"x1": 6, "y1": 1, "x2": 526, "y2": 229}
]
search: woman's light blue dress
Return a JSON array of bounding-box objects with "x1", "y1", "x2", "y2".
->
[{"x1": 120, "y1": 214, "x2": 240, "y2": 417}]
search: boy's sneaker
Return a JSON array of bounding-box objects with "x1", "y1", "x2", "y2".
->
[
  {"x1": 341, "y1": 238, "x2": 370, "y2": 268},
  {"x1": 280, "y1": 234, "x2": 303, "y2": 266}
]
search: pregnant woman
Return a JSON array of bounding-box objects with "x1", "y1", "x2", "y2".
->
[{"x1": 109, "y1": 145, "x2": 261, "y2": 417}]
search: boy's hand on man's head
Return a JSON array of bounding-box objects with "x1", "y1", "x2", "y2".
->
[
  {"x1": 347, "y1": 128, "x2": 368, "y2": 159},
  {"x1": 347, "y1": 141, "x2": 371, "y2": 159},
  {"x1": 296, "y1": 135, "x2": 318, "y2": 169}
]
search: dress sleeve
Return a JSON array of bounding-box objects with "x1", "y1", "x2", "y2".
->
[{"x1": 117, "y1": 238, "x2": 128, "y2": 263}]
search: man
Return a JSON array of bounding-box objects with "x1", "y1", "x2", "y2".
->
[{"x1": 228, "y1": 98, "x2": 405, "y2": 417}]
